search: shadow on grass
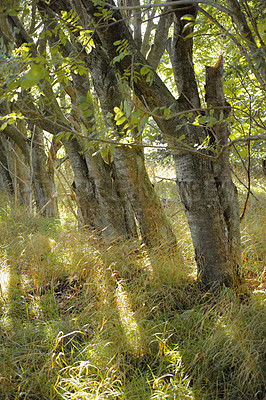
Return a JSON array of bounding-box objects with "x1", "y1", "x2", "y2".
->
[
  {"x1": 0, "y1": 198, "x2": 265, "y2": 399},
  {"x1": 85, "y1": 241, "x2": 266, "y2": 400}
]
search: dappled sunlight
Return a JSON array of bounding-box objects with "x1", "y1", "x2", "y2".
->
[
  {"x1": 0, "y1": 257, "x2": 10, "y2": 298},
  {"x1": 149, "y1": 342, "x2": 195, "y2": 400},
  {"x1": 116, "y1": 281, "x2": 143, "y2": 356},
  {"x1": 139, "y1": 249, "x2": 155, "y2": 278},
  {"x1": 54, "y1": 336, "x2": 123, "y2": 399},
  {"x1": 0, "y1": 187, "x2": 265, "y2": 399},
  {"x1": 0, "y1": 256, "x2": 44, "y2": 322}
]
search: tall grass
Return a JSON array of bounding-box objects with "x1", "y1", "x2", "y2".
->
[{"x1": 0, "y1": 167, "x2": 265, "y2": 400}]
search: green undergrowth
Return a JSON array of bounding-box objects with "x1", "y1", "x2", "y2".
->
[{"x1": 0, "y1": 190, "x2": 265, "y2": 400}]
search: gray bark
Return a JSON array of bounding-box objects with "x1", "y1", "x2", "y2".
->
[
  {"x1": 147, "y1": 7, "x2": 173, "y2": 69},
  {"x1": 74, "y1": 0, "x2": 243, "y2": 287},
  {"x1": 167, "y1": 5, "x2": 200, "y2": 108},
  {"x1": 66, "y1": 72, "x2": 137, "y2": 239},
  {"x1": 37, "y1": 1, "x2": 138, "y2": 239},
  {"x1": 3, "y1": 137, "x2": 31, "y2": 205},
  {"x1": 262, "y1": 159, "x2": 266, "y2": 176},
  {"x1": 113, "y1": 146, "x2": 176, "y2": 249},
  {"x1": 205, "y1": 59, "x2": 242, "y2": 284},
  {"x1": 225, "y1": 0, "x2": 266, "y2": 89},
  {"x1": 87, "y1": 46, "x2": 176, "y2": 249},
  {"x1": 30, "y1": 126, "x2": 58, "y2": 217}
]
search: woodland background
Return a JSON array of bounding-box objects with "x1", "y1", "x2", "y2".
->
[{"x1": 0, "y1": 0, "x2": 265, "y2": 399}]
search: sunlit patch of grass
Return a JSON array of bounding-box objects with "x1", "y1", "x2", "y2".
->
[
  {"x1": 54, "y1": 335, "x2": 123, "y2": 399},
  {"x1": 116, "y1": 281, "x2": 143, "y2": 356},
  {"x1": 0, "y1": 257, "x2": 10, "y2": 298},
  {"x1": 0, "y1": 171, "x2": 265, "y2": 399}
]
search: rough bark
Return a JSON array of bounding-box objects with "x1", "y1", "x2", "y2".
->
[
  {"x1": 74, "y1": 0, "x2": 243, "y2": 287},
  {"x1": 113, "y1": 146, "x2": 176, "y2": 249},
  {"x1": 66, "y1": 71, "x2": 137, "y2": 239},
  {"x1": 205, "y1": 58, "x2": 242, "y2": 285},
  {"x1": 30, "y1": 126, "x2": 58, "y2": 217},
  {"x1": 0, "y1": 101, "x2": 57, "y2": 215},
  {"x1": 37, "y1": 1, "x2": 137, "y2": 239},
  {"x1": 0, "y1": 137, "x2": 14, "y2": 195},
  {"x1": 262, "y1": 159, "x2": 266, "y2": 176},
  {"x1": 167, "y1": 4, "x2": 200, "y2": 108},
  {"x1": 3, "y1": 137, "x2": 31, "y2": 205},
  {"x1": 61, "y1": 134, "x2": 134, "y2": 240},
  {"x1": 87, "y1": 46, "x2": 176, "y2": 249}
]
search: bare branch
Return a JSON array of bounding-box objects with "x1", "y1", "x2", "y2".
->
[{"x1": 106, "y1": 0, "x2": 233, "y2": 16}]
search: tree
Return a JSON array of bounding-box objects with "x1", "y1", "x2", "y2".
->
[
  {"x1": 1, "y1": 0, "x2": 265, "y2": 288},
  {"x1": 47, "y1": 0, "x2": 264, "y2": 288},
  {"x1": 0, "y1": 0, "x2": 176, "y2": 247}
]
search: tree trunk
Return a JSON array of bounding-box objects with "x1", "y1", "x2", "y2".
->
[
  {"x1": 113, "y1": 146, "x2": 176, "y2": 249},
  {"x1": 75, "y1": 0, "x2": 243, "y2": 287},
  {"x1": 85, "y1": 148, "x2": 138, "y2": 239},
  {"x1": 172, "y1": 142, "x2": 241, "y2": 287},
  {"x1": 205, "y1": 58, "x2": 242, "y2": 285},
  {"x1": 0, "y1": 137, "x2": 14, "y2": 195},
  {"x1": 64, "y1": 70, "x2": 137, "y2": 240},
  {"x1": 87, "y1": 46, "x2": 176, "y2": 249},
  {"x1": 30, "y1": 126, "x2": 58, "y2": 217},
  {"x1": 4, "y1": 138, "x2": 31, "y2": 206},
  {"x1": 262, "y1": 159, "x2": 266, "y2": 176}
]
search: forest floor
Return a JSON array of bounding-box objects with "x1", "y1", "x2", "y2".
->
[{"x1": 0, "y1": 163, "x2": 265, "y2": 400}]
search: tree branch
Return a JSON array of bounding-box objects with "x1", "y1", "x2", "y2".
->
[{"x1": 106, "y1": 0, "x2": 233, "y2": 16}]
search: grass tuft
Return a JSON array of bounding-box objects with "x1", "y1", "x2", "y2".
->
[{"x1": 0, "y1": 170, "x2": 265, "y2": 400}]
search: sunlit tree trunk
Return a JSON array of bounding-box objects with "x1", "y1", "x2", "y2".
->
[
  {"x1": 75, "y1": 0, "x2": 244, "y2": 287},
  {"x1": 168, "y1": 6, "x2": 243, "y2": 287},
  {"x1": 3, "y1": 137, "x2": 30, "y2": 206},
  {"x1": 64, "y1": 72, "x2": 137, "y2": 239},
  {"x1": 87, "y1": 46, "x2": 176, "y2": 249}
]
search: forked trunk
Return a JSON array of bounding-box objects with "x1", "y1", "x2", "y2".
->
[
  {"x1": 48, "y1": 0, "x2": 244, "y2": 288},
  {"x1": 87, "y1": 46, "x2": 176, "y2": 249}
]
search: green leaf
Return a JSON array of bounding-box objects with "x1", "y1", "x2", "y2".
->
[
  {"x1": 184, "y1": 32, "x2": 195, "y2": 39},
  {"x1": 219, "y1": 112, "x2": 224, "y2": 122},
  {"x1": 56, "y1": 132, "x2": 66, "y2": 142},
  {"x1": 130, "y1": 117, "x2": 139, "y2": 125},
  {"x1": 123, "y1": 100, "x2": 131, "y2": 118},
  {"x1": 183, "y1": 22, "x2": 195, "y2": 32},
  {"x1": 0, "y1": 121, "x2": 8, "y2": 131},
  {"x1": 140, "y1": 66, "x2": 150, "y2": 76},
  {"x1": 198, "y1": 115, "x2": 210, "y2": 124},
  {"x1": 180, "y1": 14, "x2": 195, "y2": 21},
  {"x1": 65, "y1": 132, "x2": 72, "y2": 141},
  {"x1": 82, "y1": 109, "x2": 93, "y2": 118},
  {"x1": 177, "y1": 134, "x2": 186, "y2": 141},
  {"x1": 20, "y1": 63, "x2": 44, "y2": 91},
  {"x1": 6, "y1": 79, "x2": 20, "y2": 92},
  {"x1": 163, "y1": 108, "x2": 171, "y2": 117},
  {"x1": 116, "y1": 116, "x2": 127, "y2": 126}
]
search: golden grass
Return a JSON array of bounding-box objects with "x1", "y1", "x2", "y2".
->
[{"x1": 0, "y1": 168, "x2": 265, "y2": 399}]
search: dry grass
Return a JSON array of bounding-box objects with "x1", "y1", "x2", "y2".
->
[{"x1": 0, "y1": 166, "x2": 265, "y2": 399}]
